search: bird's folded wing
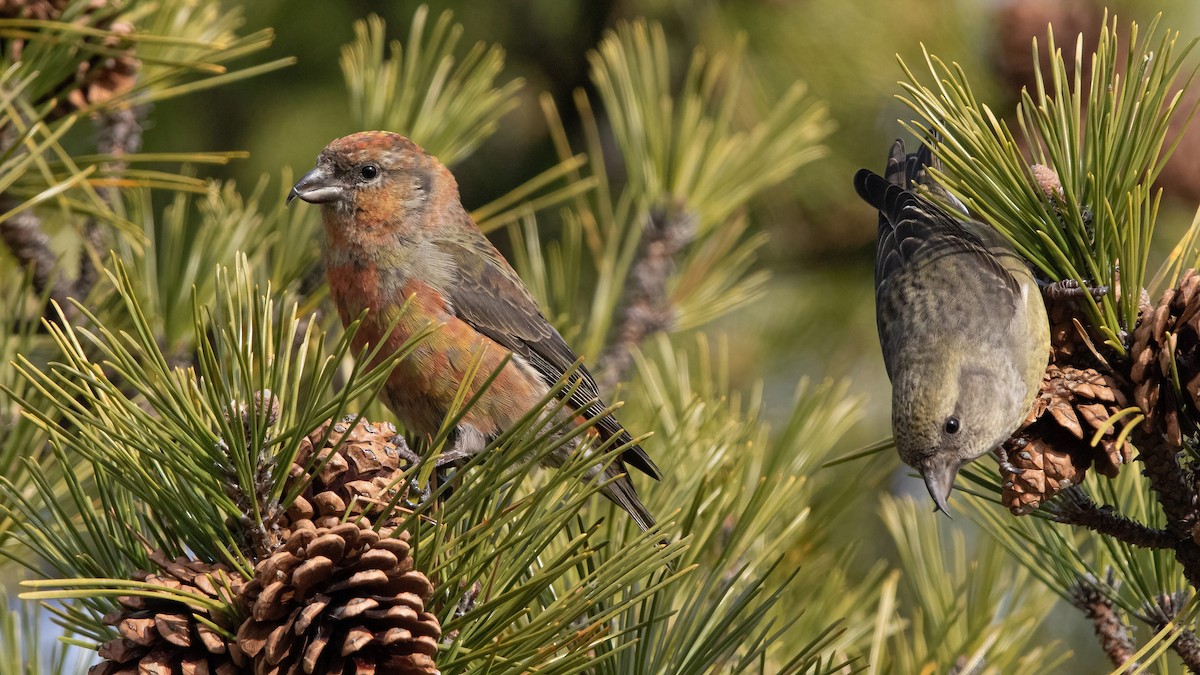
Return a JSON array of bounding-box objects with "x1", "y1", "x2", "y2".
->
[
  {"x1": 857, "y1": 168, "x2": 1023, "y2": 304},
  {"x1": 434, "y1": 237, "x2": 662, "y2": 480}
]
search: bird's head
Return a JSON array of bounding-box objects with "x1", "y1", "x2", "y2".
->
[
  {"x1": 289, "y1": 131, "x2": 452, "y2": 238},
  {"x1": 892, "y1": 359, "x2": 1014, "y2": 515}
]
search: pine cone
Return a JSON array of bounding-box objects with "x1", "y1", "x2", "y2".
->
[
  {"x1": 1002, "y1": 364, "x2": 1135, "y2": 515},
  {"x1": 1030, "y1": 164, "x2": 1064, "y2": 200},
  {"x1": 284, "y1": 417, "x2": 418, "y2": 534},
  {"x1": 236, "y1": 522, "x2": 441, "y2": 675},
  {"x1": 1046, "y1": 288, "x2": 1089, "y2": 363},
  {"x1": 91, "y1": 551, "x2": 249, "y2": 674},
  {"x1": 0, "y1": 0, "x2": 72, "y2": 20},
  {"x1": 1131, "y1": 269, "x2": 1200, "y2": 445},
  {"x1": 0, "y1": 0, "x2": 140, "y2": 110},
  {"x1": 65, "y1": 20, "x2": 139, "y2": 111}
]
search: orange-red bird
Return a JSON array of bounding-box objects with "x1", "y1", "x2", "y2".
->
[{"x1": 289, "y1": 131, "x2": 661, "y2": 530}]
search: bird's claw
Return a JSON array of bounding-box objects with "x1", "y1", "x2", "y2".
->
[
  {"x1": 1040, "y1": 278, "x2": 1108, "y2": 301},
  {"x1": 388, "y1": 434, "x2": 447, "y2": 504},
  {"x1": 998, "y1": 458, "x2": 1025, "y2": 476},
  {"x1": 995, "y1": 444, "x2": 1025, "y2": 476},
  {"x1": 432, "y1": 446, "x2": 474, "y2": 468},
  {"x1": 390, "y1": 435, "x2": 425, "y2": 467}
]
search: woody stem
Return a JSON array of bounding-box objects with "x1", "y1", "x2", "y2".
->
[
  {"x1": 1048, "y1": 488, "x2": 1175, "y2": 549},
  {"x1": 1132, "y1": 428, "x2": 1200, "y2": 587},
  {"x1": 79, "y1": 104, "x2": 144, "y2": 296},
  {"x1": 597, "y1": 205, "x2": 696, "y2": 394},
  {"x1": 1070, "y1": 578, "x2": 1139, "y2": 672}
]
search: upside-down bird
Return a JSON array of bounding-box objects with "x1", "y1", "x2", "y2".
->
[
  {"x1": 854, "y1": 139, "x2": 1050, "y2": 513},
  {"x1": 289, "y1": 131, "x2": 661, "y2": 530}
]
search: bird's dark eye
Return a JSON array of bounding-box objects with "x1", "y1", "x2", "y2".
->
[
  {"x1": 944, "y1": 416, "x2": 960, "y2": 434},
  {"x1": 359, "y1": 164, "x2": 379, "y2": 181}
]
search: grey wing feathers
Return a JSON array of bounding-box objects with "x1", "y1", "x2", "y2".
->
[
  {"x1": 439, "y1": 237, "x2": 663, "y2": 481},
  {"x1": 854, "y1": 140, "x2": 1022, "y2": 301}
]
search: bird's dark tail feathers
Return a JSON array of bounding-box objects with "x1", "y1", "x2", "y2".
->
[
  {"x1": 885, "y1": 137, "x2": 968, "y2": 215},
  {"x1": 601, "y1": 466, "x2": 657, "y2": 532},
  {"x1": 853, "y1": 138, "x2": 968, "y2": 221},
  {"x1": 853, "y1": 166, "x2": 910, "y2": 224},
  {"x1": 884, "y1": 138, "x2": 924, "y2": 190},
  {"x1": 853, "y1": 139, "x2": 917, "y2": 217}
]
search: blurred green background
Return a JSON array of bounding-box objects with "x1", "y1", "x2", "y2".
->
[{"x1": 135, "y1": 1, "x2": 1200, "y2": 669}]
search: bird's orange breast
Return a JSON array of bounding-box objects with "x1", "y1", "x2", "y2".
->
[{"x1": 326, "y1": 261, "x2": 548, "y2": 440}]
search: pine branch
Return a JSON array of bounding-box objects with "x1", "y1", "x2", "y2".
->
[
  {"x1": 572, "y1": 19, "x2": 826, "y2": 375},
  {"x1": 1045, "y1": 487, "x2": 1175, "y2": 549},
  {"x1": 1133, "y1": 428, "x2": 1200, "y2": 585},
  {"x1": 1069, "y1": 575, "x2": 1139, "y2": 672},
  {"x1": 79, "y1": 104, "x2": 145, "y2": 295},
  {"x1": 900, "y1": 15, "x2": 1198, "y2": 349},
  {"x1": 1, "y1": 103, "x2": 145, "y2": 326},
  {"x1": 0, "y1": 200, "x2": 75, "y2": 325},
  {"x1": 340, "y1": 11, "x2": 521, "y2": 166},
  {"x1": 597, "y1": 205, "x2": 695, "y2": 394},
  {"x1": 1174, "y1": 630, "x2": 1200, "y2": 673},
  {"x1": 877, "y1": 495, "x2": 1071, "y2": 673},
  {"x1": 1138, "y1": 592, "x2": 1200, "y2": 673},
  {"x1": 221, "y1": 389, "x2": 284, "y2": 560}
]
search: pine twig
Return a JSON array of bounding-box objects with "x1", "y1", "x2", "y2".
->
[
  {"x1": 0, "y1": 200, "x2": 76, "y2": 324},
  {"x1": 1069, "y1": 574, "x2": 1139, "y2": 672},
  {"x1": 1137, "y1": 592, "x2": 1200, "y2": 673},
  {"x1": 1133, "y1": 428, "x2": 1200, "y2": 586},
  {"x1": 79, "y1": 104, "x2": 144, "y2": 295},
  {"x1": 222, "y1": 390, "x2": 284, "y2": 561},
  {"x1": 1046, "y1": 487, "x2": 1175, "y2": 549},
  {"x1": 597, "y1": 204, "x2": 696, "y2": 393},
  {"x1": 1173, "y1": 629, "x2": 1200, "y2": 673},
  {"x1": 1, "y1": 103, "x2": 144, "y2": 326}
]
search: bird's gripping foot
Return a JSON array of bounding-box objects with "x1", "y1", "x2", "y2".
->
[
  {"x1": 390, "y1": 435, "x2": 441, "y2": 503},
  {"x1": 996, "y1": 439, "x2": 1026, "y2": 477},
  {"x1": 393, "y1": 433, "x2": 483, "y2": 504},
  {"x1": 1039, "y1": 278, "x2": 1108, "y2": 302}
]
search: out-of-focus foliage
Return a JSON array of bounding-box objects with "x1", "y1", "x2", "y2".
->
[{"x1": 7, "y1": 0, "x2": 1200, "y2": 671}]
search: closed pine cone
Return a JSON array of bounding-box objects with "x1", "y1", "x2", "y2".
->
[
  {"x1": 236, "y1": 521, "x2": 440, "y2": 675},
  {"x1": 90, "y1": 551, "x2": 249, "y2": 674}
]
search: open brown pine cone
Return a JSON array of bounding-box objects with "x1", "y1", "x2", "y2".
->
[
  {"x1": 236, "y1": 521, "x2": 441, "y2": 675},
  {"x1": 281, "y1": 416, "x2": 422, "y2": 537},
  {"x1": 94, "y1": 404, "x2": 441, "y2": 673},
  {"x1": 65, "y1": 19, "x2": 139, "y2": 111},
  {"x1": 239, "y1": 412, "x2": 441, "y2": 673},
  {"x1": 1001, "y1": 364, "x2": 1135, "y2": 515},
  {"x1": 90, "y1": 551, "x2": 249, "y2": 674},
  {"x1": 1131, "y1": 268, "x2": 1200, "y2": 445}
]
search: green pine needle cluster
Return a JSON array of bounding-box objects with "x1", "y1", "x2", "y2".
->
[
  {"x1": 900, "y1": 12, "x2": 1199, "y2": 351},
  {"x1": 341, "y1": 8, "x2": 520, "y2": 168}
]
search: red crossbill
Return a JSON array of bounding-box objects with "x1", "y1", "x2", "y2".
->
[
  {"x1": 288, "y1": 131, "x2": 661, "y2": 530},
  {"x1": 855, "y1": 140, "x2": 1050, "y2": 513}
]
